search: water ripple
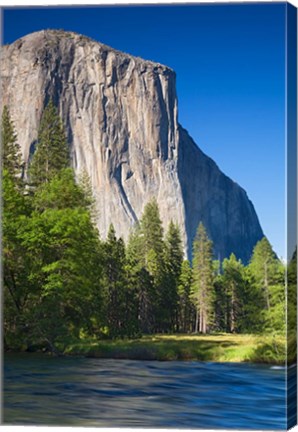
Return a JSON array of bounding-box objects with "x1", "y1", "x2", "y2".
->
[{"x1": 4, "y1": 353, "x2": 286, "y2": 429}]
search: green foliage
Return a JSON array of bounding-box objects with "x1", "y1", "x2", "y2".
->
[
  {"x1": 221, "y1": 254, "x2": 245, "y2": 333},
  {"x1": 124, "y1": 208, "x2": 185, "y2": 335},
  {"x1": 1, "y1": 106, "x2": 23, "y2": 183},
  {"x1": 18, "y1": 175, "x2": 103, "y2": 347},
  {"x1": 29, "y1": 100, "x2": 69, "y2": 186},
  {"x1": 139, "y1": 199, "x2": 166, "y2": 332},
  {"x1": 249, "y1": 237, "x2": 285, "y2": 334},
  {"x1": 140, "y1": 198, "x2": 164, "y2": 258},
  {"x1": 3, "y1": 103, "x2": 103, "y2": 352},
  {"x1": 249, "y1": 336, "x2": 286, "y2": 364},
  {"x1": 287, "y1": 248, "x2": 297, "y2": 364},
  {"x1": 191, "y1": 222, "x2": 215, "y2": 333},
  {"x1": 78, "y1": 169, "x2": 97, "y2": 221},
  {"x1": 126, "y1": 227, "x2": 155, "y2": 334},
  {"x1": 236, "y1": 267, "x2": 264, "y2": 333},
  {"x1": 161, "y1": 221, "x2": 184, "y2": 332},
  {"x1": 102, "y1": 225, "x2": 134, "y2": 338},
  {"x1": 3, "y1": 169, "x2": 32, "y2": 349},
  {"x1": 165, "y1": 221, "x2": 184, "y2": 280},
  {"x1": 33, "y1": 168, "x2": 87, "y2": 210},
  {"x1": 249, "y1": 237, "x2": 277, "y2": 308},
  {"x1": 62, "y1": 333, "x2": 285, "y2": 364},
  {"x1": 2, "y1": 101, "x2": 287, "y2": 360},
  {"x1": 178, "y1": 260, "x2": 194, "y2": 333}
]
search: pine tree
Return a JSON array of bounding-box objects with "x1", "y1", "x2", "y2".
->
[
  {"x1": 29, "y1": 100, "x2": 69, "y2": 186},
  {"x1": 126, "y1": 227, "x2": 154, "y2": 334},
  {"x1": 78, "y1": 169, "x2": 97, "y2": 222},
  {"x1": 140, "y1": 198, "x2": 164, "y2": 259},
  {"x1": 249, "y1": 237, "x2": 277, "y2": 310},
  {"x1": 164, "y1": 221, "x2": 184, "y2": 331},
  {"x1": 165, "y1": 221, "x2": 184, "y2": 278},
  {"x1": 191, "y1": 222, "x2": 214, "y2": 334},
  {"x1": 1, "y1": 106, "x2": 23, "y2": 181},
  {"x1": 178, "y1": 260, "x2": 194, "y2": 333},
  {"x1": 139, "y1": 199, "x2": 166, "y2": 332},
  {"x1": 102, "y1": 224, "x2": 128, "y2": 338},
  {"x1": 221, "y1": 253, "x2": 245, "y2": 333},
  {"x1": 249, "y1": 237, "x2": 285, "y2": 333},
  {"x1": 239, "y1": 266, "x2": 265, "y2": 333},
  {"x1": 213, "y1": 273, "x2": 225, "y2": 332},
  {"x1": 33, "y1": 168, "x2": 86, "y2": 211}
]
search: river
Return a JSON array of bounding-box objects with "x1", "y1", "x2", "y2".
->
[{"x1": 3, "y1": 353, "x2": 287, "y2": 429}]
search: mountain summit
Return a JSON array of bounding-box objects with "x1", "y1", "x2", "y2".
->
[{"x1": 0, "y1": 30, "x2": 263, "y2": 262}]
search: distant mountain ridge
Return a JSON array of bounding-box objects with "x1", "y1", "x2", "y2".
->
[{"x1": 0, "y1": 29, "x2": 264, "y2": 262}]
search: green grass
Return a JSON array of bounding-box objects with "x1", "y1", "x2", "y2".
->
[{"x1": 60, "y1": 333, "x2": 286, "y2": 364}]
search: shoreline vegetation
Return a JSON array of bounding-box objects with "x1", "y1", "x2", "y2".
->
[
  {"x1": 7, "y1": 334, "x2": 286, "y2": 365},
  {"x1": 3, "y1": 101, "x2": 293, "y2": 368}
]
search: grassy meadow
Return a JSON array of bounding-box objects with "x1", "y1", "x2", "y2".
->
[{"x1": 58, "y1": 333, "x2": 286, "y2": 364}]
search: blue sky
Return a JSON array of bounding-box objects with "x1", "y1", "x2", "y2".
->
[{"x1": 2, "y1": 3, "x2": 286, "y2": 259}]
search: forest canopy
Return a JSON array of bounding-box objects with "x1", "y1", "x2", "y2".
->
[{"x1": 2, "y1": 103, "x2": 286, "y2": 355}]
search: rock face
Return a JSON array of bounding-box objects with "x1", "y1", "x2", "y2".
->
[{"x1": 0, "y1": 30, "x2": 263, "y2": 262}]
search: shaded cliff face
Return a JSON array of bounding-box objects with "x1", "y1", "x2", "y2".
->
[
  {"x1": 178, "y1": 127, "x2": 264, "y2": 263},
  {"x1": 0, "y1": 30, "x2": 263, "y2": 262}
]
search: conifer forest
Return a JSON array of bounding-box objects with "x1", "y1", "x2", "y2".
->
[{"x1": 2, "y1": 102, "x2": 291, "y2": 360}]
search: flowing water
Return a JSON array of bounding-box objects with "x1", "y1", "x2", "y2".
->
[{"x1": 3, "y1": 353, "x2": 287, "y2": 429}]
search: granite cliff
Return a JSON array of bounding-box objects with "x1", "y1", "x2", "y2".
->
[{"x1": 0, "y1": 30, "x2": 263, "y2": 262}]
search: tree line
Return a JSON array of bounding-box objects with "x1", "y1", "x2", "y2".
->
[{"x1": 2, "y1": 102, "x2": 286, "y2": 352}]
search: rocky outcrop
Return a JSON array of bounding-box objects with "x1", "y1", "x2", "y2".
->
[
  {"x1": 0, "y1": 30, "x2": 263, "y2": 262},
  {"x1": 178, "y1": 127, "x2": 264, "y2": 261}
]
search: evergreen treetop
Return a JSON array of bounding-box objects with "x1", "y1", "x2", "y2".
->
[
  {"x1": 1, "y1": 105, "x2": 22, "y2": 180},
  {"x1": 140, "y1": 198, "x2": 164, "y2": 258},
  {"x1": 29, "y1": 100, "x2": 69, "y2": 186}
]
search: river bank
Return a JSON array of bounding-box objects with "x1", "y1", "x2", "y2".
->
[
  {"x1": 5, "y1": 333, "x2": 286, "y2": 364},
  {"x1": 55, "y1": 333, "x2": 285, "y2": 364}
]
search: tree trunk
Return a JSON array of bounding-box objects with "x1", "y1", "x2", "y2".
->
[
  {"x1": 195, "y1": 308, "x2": 199, "y2": 333},
  {"x1": 231, "y1": 284, "x2": 236, "y2": 333},
  {"x1": 200, "y1": 310, "x2": 207, "y2": 334}
]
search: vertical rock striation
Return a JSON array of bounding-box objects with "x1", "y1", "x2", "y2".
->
[{"x1": 0, "y1": 30, "x2": 263, "y2": 262}]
